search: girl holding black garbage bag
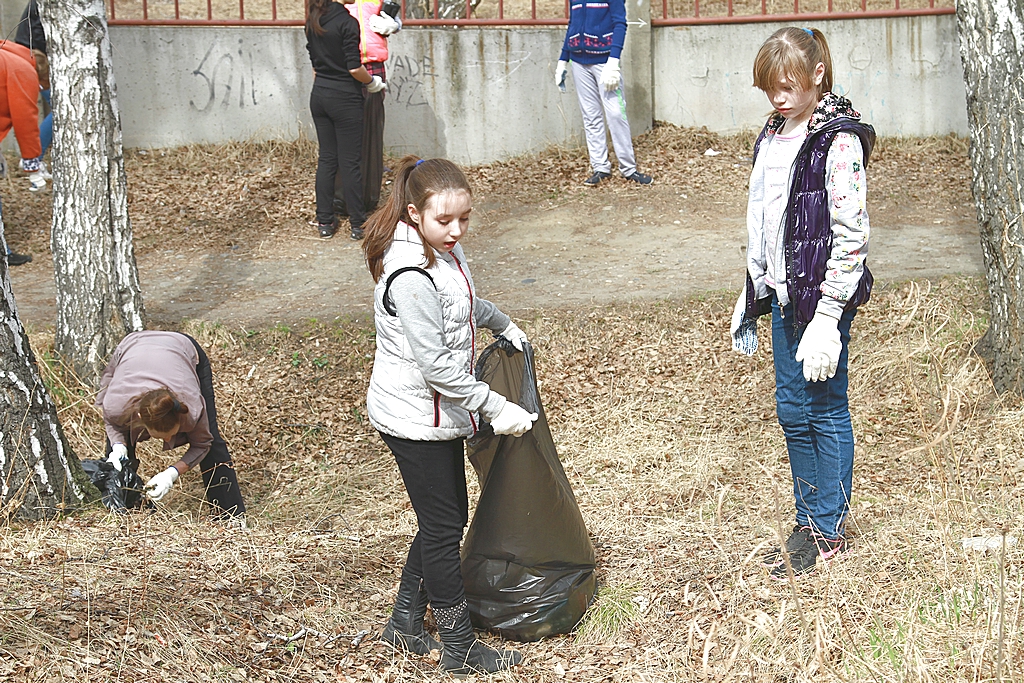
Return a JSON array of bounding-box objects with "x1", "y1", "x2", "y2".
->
[
  {"x1": 362, "y1": 156, "x2": 537, "y2": 675},
  {"x1": 96, "y1": 331, "x2": 246, "y2": 521}
]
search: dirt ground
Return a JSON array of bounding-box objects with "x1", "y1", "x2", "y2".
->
[
  {"x1": 4, "y1": 129, "x2": 1022, "y2": 683},
  {"x1": 2, "y1": 125, "x2": 980, "y2": 331}
]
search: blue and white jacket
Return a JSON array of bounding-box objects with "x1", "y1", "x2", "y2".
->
[{"x1": 559, "y1": 0, "x2": 627, "y2": 65}]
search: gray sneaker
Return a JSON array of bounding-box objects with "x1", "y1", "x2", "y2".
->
[
  {"x1": 762, "y1": 526, "x2": 812, "y2": 568},
  {"x1": 7, "y1": 251, "x2": 32, "y2": 266},
  {"x1": 769, "y1": 533, "x2": 848, "y2": 581}
]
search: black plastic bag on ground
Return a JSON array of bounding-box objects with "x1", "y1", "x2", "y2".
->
[
  {"x1": 462, "y1": 339, "x2": 597, "y2": 641},
  {"x1": 81, "y1": 459, "x2": 153, "y2": 512}
]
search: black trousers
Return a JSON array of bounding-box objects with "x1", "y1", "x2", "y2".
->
[
  {"x1": 380, "y1": 432, "x2": 469, "y2": 609},
  {"x1": 334, "y1": 86, "x2": 385, "y2": 215},
  {"x1": 106, "y1": 336, "x2": 246, "y2": 517},
  {"x1": 310, "y1": 84, "x2": 366, "y2": 230}
]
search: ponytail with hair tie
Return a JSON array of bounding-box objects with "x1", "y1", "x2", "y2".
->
[{"x1": 131, "y1": 388, "x2": 189, "y2": 434}]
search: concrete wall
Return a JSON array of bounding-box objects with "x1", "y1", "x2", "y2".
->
[
  {"x1": 110, "y1": 27, "x2": 315, "y2": 148},
  {"x1": 54, "y1": 14, "x2": 965, "y2": 164},
  {"x1": 369, "y1": 28, "x2": 583, "y2": 163},
  {"x1": 107, "y1": 25, "x2": 591, "y2": 165},
  {"x1": 0, "y1": 2, "x2": 26, "y2": 50},
  {"x1": 653, "y1": 15, "x2": 968, "y2": 137}
]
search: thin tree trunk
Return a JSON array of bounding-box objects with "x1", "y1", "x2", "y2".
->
[
  {"x1": 0, "y1": 216, "x2": 98, "y2": 520},
  {"x1": 957, "y1": 0, "x2": 1024, "y2": 393},
  {"x1": 38, "y1": 0, "x2": 145, "y2": 385}
]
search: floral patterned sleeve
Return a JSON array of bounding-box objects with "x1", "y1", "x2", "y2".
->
[{"x1": 817, "y1": 132, "x2": 870, "y2": 319}]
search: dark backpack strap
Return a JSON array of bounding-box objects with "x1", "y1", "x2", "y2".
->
[{"x1": 383, "y1": 267, "x2": 435, "y2": 316}]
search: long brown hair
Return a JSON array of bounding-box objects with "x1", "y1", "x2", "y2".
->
[
  {"x1": 31, "y1": 49, "x2": 49, "y2": 90},
  {"x1": 362, "y1": 155, "x2": 473, "y2": 283},
  {"x1": 752, "y1": 27, "x2": 833, "y2": 100},
  {"x1": 305, "y1": 0, "x2": 332, "y2": 36},
  {"x1": 123, "y1": 388, "x2": 189, "y2": 434}
]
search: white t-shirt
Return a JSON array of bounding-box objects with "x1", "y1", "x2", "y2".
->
[{"x1": 761, "y1": 127, "x2": 805, "y2": 290}]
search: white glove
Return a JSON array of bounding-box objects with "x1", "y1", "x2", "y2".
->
[
  {"x1": 490, "y1": 402, "x2": 538, "y2": 437},
  {"x1": 145, "y1": 466, "x2": 180, "y2": 502},
  {"x1": 499, "y1": 321, "x2": 528, "y2": 352},
  {"x1": 795, "y1": 313, "x2": 842, "y2": 382},
  {"x1": 28, "y1": 172, "x2": 46, "y2": 191},
  {"x1": 368, "y1": 12, "x2": 400, "y2": 35},
  {"x1": 730, "y1": 286, "x2": 758, "y2": 356},
  {"x1": 555, "y1": 60, "x2": 568, "y2": 91},
  {"x1": 107, "y1": 443, "x2": 128, "y2": 472},
  {"x1": 366, "y1": 75, "x2": 387, "y2": 94},
  {"x1": 599, "y1": 57, "x2": 620, "y2": 92}
]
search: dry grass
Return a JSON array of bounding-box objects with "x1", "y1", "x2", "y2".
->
[{"x1": 2, "y1": 275, "x2": 1022, "y2": 682}]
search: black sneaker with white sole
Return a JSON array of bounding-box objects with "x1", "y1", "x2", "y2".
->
[
  {"x1": 762, "y1": 525, "x2": 813, "y2": 568},
  {"x1": 583, "y1": 171, "x2": 611, "y2": 186},
  {"x1": 625, "y1": 171, "x2": 653, "y2": 185}
]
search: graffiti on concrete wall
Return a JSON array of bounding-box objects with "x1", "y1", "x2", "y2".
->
[
  {"x1": 190, "y1": 39, "x2": 259, "y2": 113},
  {"x1": 386, "y1": 54, "x2": 435, "y2": 108}
]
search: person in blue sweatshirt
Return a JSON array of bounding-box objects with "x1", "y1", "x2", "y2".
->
[{"x1": 555, "y1": 0, "x2": 652, "y2": 186}]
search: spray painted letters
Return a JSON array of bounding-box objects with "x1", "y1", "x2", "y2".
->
[
  {"x1": 190, "y1": 39, "x2": 259, "y2": 113},
  {"x1": 386, "y1": 54, "x2": 435, "y2": 108}
]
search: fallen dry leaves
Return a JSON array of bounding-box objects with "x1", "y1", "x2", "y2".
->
[
  {"x1": 2, "y1": 275, "x2": 1023, "y2": 682},
  {"x1": 0, "y1": 122, "x2": 973, "y2": 271},
  {"x1": 0, "y1": 124, "x2": 1003, "y2": 682}
]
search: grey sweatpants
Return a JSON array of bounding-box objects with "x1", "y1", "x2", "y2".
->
[{"x1": 571, "y1": 60, "x2": 637, "y2": 177}]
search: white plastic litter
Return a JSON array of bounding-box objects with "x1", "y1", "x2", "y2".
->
[
  {"x1": 962, "y1": 535, "x2": 1017, "y2": 553},
  {"x1": 703, "y1": 148, "x2": 722, "y2": 156}
]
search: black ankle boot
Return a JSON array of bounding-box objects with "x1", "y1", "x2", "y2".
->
[
  {"x1": 436, "y1": 600, "x2": 522, "y2": 676},
  {"x1": 380, "y1": 571, "x2": 441, "y2": 655}
]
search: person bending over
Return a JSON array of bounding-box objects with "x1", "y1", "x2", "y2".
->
[{"x1": 97, "y1": 331, "x2": 246, "y2": 521}]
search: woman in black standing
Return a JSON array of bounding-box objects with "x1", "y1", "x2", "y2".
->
[{"x1": 306, "y1": 0, "x2": 386, "y2": 240}]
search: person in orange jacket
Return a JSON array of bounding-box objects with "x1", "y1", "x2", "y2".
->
[
  {"x1": 0, "y1": 40, "x2": 45, "y2": 267},
  {"x1": 0, "y1": 41, "x2": 45, "y2": 189}
]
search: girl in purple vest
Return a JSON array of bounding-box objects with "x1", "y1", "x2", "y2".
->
[{"x1": 731, "y1": 27, "x2": 875, "y2": 580}]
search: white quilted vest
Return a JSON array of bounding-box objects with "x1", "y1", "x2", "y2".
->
[{"x1": 366, "y1": 222, "x2": 479, "y2": 441}]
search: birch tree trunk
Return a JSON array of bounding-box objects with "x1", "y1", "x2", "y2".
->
[
  {"x1": 956, "y1": 0, "x2": 1024, "y2": 393},
  {"x1": 38, "y1": 0, "x2": 145, "y2": 385},
  {"x1": 0, "y1": 215, "x2": 98, "y2": 520}
]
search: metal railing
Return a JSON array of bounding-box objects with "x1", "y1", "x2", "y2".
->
[
  {"x1": 653, "y1": 0, "x2": 955, "y2": 25},
  {"x1": 105, "y1": 0, "x2": 954, "y2": 26},
  {"x1": 107, "y1": 0, "x2": 305, "y2": 24}
]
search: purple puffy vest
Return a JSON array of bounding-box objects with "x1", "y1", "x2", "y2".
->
[{"x1": 746, "y1": 118, "x2": 876, "y2": 326}]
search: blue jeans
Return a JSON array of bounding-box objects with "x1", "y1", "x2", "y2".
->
[
  {"x1": 771, "y1": 296, "x2": 856, "y2": 539},
  {"x1": 40, "y1": 90, "x2": 52, "y2": 157}
]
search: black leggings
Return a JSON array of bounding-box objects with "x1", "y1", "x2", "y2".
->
[
  {"x1": 310, "y1": 83, "x2": 366, "y2": 229},
  {"x1": 106, "y1": 336, "x2": 246, "y2": 517},
  {"x1": 380, "y1": 432, "x2": 468, "y2": 609}
]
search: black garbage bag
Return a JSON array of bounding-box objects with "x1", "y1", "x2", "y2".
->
[
  {"x1": 81, "y1": 459, "x2": 153, "y2": 512},
  {"x1": 462, "y1": 339, "x2": 597, "y2": 641}
]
